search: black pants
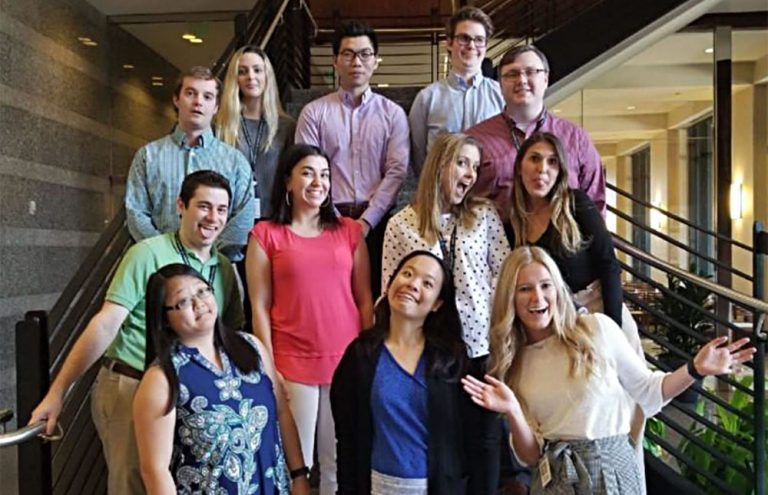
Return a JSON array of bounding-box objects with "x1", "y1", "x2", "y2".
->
[
  {"x1": 466, "y1": 355, "x2": 503, "y2": 494},
  {"x1": 366, "y1": 212, "x2": 391, "y2": 302}
]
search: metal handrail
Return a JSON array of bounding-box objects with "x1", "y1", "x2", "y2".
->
[
  {"x1": 260, "y1": 0, "x2": 292, "y2": 50},
  {"x1": 0, "y1": 422, "x2": 45, "y2": 448},
  {"x1": 614, "y1": 236, "x2": 768, "y2": 319},
  {"x1": 608, "y1": 182, "x2": 754, "y2": 253}
]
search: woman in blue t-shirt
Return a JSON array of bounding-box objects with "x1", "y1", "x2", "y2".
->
[
  {"x1": 331, "y1": 251, "x2": 480, "y2": 495},
  {"x1": 132, "y1": 263, "x2": 309, "y2": 494}
]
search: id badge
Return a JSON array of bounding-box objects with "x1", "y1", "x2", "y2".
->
[{"x1": 538, "y1": 454, "x2": 552, "y2": 488}]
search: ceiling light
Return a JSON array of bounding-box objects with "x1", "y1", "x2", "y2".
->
[
  {"x1": 182, "y1": 34, "x2": 196, "y2": 40},
  {"x1": 552, "y1": 108, "x2": 562, "y2": 114},
  {"x1": 377, "y1": 83, "x2": 390, "y2": 87},
  {"x1": 151, "y1": 76, "x2": 163, "y2": 81},
  {"x1": 704, "y1": 47, "x2": 714, "y2": 54},
  {"x1": 152, "y1": 82, "x2": 164, "y2": 87},
  {"x1": 190, "y1": 38, "x2": 203, "y2": 44},
  {"x1": 82, "y1": 40, "x2": 98, "y2": 47},
  {"x1": 77, "y1": 37, "x2": 91, "y2": 42},
  {"x1": 122, "y1": 64, "x2": 135, "y2": 70},
  {"x1": 626, "y1": 105, "x2": 636, "y2": 110}
]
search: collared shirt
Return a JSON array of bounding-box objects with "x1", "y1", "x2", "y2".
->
[
  {"x1": 104, "y1": 232, "x2": 244, "y2": 372},
  {"x1": 466, "y1": 110, "x2": 606, "y2": 221},
  {"x1": 295, "y1": 87, "x2": 409, "y2": 228},
  {"x1": 125, "y1": 126, "x2": 256, "y2": 261},
  {"x1": 408, "y1": 71, "x2": 504, "y2": 173}
]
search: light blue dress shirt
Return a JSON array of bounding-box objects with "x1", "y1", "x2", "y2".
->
[
  {"x1": 408, "y1": 71, "x2": 504, "y2": 174},
  {"x1": 125, "y1": 126, "x2": 255, "y2": 261}
]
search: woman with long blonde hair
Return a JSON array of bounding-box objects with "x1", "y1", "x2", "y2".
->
[
  {"x1": 382, "y1": 132, "x2": 510, "y2": 494},
  {"x1": 463, "y1": 246, "x2": 755, "y2": 495},
  {"x1": 217, "y1": 45, "x2": 295, "y2": 219}
]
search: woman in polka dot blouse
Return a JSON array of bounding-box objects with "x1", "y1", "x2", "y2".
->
[{"x1": 382, "y1": 132, "x2": 511, "y2": 493}]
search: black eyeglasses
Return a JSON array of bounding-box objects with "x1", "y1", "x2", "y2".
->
[
  {"x1": 501, "y1": 68, "x2": 548, "y2": 81},
  {"x1": 338, "y1": 49, "x2": 376, "y2": 63},
  {"x1": 452, "y1": 33, "x2": 487, "y2": 48},
  {"x1": 164, "y1": 286, "x2": 214, "y2": 312}
]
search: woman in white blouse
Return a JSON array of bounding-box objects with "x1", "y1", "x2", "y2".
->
[
  {"x1": 382, "y1": 132, "x2": 511, "y2": 494},
  {"x1": 463, "y1": 246, "x2": 755, "y2": 495}
]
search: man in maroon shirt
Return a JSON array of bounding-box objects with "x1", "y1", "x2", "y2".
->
[{"x1": 466, "y1": 45, "x2": 606, "y2": 221}]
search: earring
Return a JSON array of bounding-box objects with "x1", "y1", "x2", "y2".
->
[{"x1": 285, "y1": 191, "x2": 291, "y2": 206}]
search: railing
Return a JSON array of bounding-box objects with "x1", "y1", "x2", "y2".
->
[
  {"x1": 607, "y1": 185, "x2": 767, "y2": 495},
  {"x1": 10, "y1": 1, "x2": 302, "y2": 493}
]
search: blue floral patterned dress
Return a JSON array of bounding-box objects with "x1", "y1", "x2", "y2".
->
[{"x1": 171, "y1": 333, "x2": 290, "y2": 494}]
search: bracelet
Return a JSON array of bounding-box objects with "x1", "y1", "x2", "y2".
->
[
  {"x1": 290, "y1": 466, "x2": 310, "y2": 480},
  {"x1": 687, "y1": 358, "x2": 705, "y2": 380}
]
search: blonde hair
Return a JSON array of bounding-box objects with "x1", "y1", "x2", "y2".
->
[
  {"x1": 216, "y1": 46, "x2": 285, "y2": 151},
  {"x1": 488, "y1": 247, "x2": 602, "y2": 390},
  {"x1": 413, "y1": 133, "x2": 488, "y2": 245},
  {"x1": 509, "y1": 132, "x2": 584, "y2": 253}
]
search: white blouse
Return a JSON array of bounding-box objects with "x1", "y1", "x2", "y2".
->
[
  {"x1": 382, "y1": 204, "x2": 510, "y2": 358},
  {"x1": 513, "y1": 313, "x2": 668, "y2": 463}
]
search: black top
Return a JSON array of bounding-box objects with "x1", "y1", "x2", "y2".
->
[
  {"x1": 509, "y1": 189, "x2": 622, "y2": 326},
  {"x1": 331, "y1": 330, "x2": 476, "y2": 494}
]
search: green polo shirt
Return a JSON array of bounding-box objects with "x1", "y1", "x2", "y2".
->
[{"x1": 104, "y1": 232, "x2": 244, "y2": 371}]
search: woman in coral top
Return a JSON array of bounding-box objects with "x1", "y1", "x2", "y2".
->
[{"x1": 247, "y1": 143, "x2": 373, "y2": 495}]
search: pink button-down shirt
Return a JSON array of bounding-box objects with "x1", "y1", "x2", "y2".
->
[
  {"x1": 466, "y1": 110, "x2": 606, "y2": 221},
  {"x1": 295, "y1": 88, "x2": 410, "y2": 228}
]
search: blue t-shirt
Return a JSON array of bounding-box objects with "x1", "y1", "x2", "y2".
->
[{"x1": 370, "y1": 346, "x2": 428, "y2": 478}]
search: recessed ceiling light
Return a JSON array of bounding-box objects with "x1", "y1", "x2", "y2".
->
[
  {"x1": 151, "y1": 76, "x2": 163, "y2": 81},
  {"x1": 77, "y1": 36, "x2": 91, "y2": 42},
  {"x1": 152, "y1": 82, "x2": 164, "y2": 87},
  {"x1": 122, "y1": 64, "x2": 135, "y2": 70},
  {"x1": 182, "y1": 34, "x2": 196, "y2": 40},
  {"x1": 82, "y1": 40, "x2": 98, "y2": 47},
  {"x1": 704, "y1": 47, "x2": 714, "y2": 54},
  {"x1": 189, "y1": 38, "x2": 203, "y2": 44},
  {"x1": 626, "y1": 105, "x2": 636, "y2": 110},
  {"x1": 552, "y1": 108, "x2": 562, "y2": 114},
  {"x1": 377, "y1": 83, "x2": 390, "y2": 87}
]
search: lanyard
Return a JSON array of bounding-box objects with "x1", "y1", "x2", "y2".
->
[
  {"x1": 174, "y1": 232, "x2": 217, "y2": 287},
  {"x1": 506, "y1": 111, "x2": 548, "y2": 151},
  {"x1": 438, "y1": 221, "x2": 458, "y2": 277},
  {"x1": 241, "y1": 115, "x2": 266, "y2": 168}
]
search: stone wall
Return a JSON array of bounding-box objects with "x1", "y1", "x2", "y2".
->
[{"x1": 0, "y1": 0, "x2": 178, "y2": 491}]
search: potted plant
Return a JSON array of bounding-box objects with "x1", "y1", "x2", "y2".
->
[
  {"x1": 651, "y1": 268, "x2": 714, "y2": 403},
  {"x1": 679, "y1": 376, "x2": 766, "y2": 494}
]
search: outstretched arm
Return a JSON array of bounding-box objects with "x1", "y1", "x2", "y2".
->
[
  {"x1": 462, "y1": 374, "x2": 540, "y2": 466},
  {"x1": 662, "y1": 336, "x2": 755, "y2": 401}
]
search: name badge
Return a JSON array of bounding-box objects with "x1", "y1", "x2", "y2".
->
[{"x1": 538, "y1": 454, "x2": 552, "y2": 488}]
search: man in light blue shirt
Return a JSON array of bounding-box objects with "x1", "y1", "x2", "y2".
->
[
  {"x1": 125, "y1": 66, "x2": 255, "y2": 261},
  {"x1": 408, "y1": 6, "x2": 504, "y2": 174}
]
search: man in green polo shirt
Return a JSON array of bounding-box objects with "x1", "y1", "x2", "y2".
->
[{"x1": 30, "y1": 170, "x2": 244, "y2": 495}]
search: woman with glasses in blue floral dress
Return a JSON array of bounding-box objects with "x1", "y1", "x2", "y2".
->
[{"x1": 132, "y1": 264, "x2": 310, "y2": 494}]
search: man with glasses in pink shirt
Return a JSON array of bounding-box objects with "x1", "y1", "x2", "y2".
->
[
  {"x1": 467, "y1": 45, "x2": 606, "y2": 222},
  {"x1": 296, "y1": 20, "x2": 409, "y2": 297}
]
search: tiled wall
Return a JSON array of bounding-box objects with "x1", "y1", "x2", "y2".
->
[{"x1": 0, "y1": 0, "x2": 178, "y2": 491}]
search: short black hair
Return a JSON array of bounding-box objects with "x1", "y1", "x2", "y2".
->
[
  {"x1": 332, "y1": 20, "x2": 378, "y2": 55},
  {"x1": 179, "y1": 170, "x2": 232, "y2": 208},
  {"x1": 269, "y1": 144, "x2": 340, "y2": 229}
]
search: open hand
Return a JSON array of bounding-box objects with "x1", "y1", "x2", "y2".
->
[
  {"x1": 693, "y1": 336, "x2": 756, "y2": 376},
  {"x1": 461, "y1": 374, "x2": 521, "y2": 416}
]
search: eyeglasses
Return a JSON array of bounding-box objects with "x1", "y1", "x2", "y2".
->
[
  {"x1": 501, "y1": 68, "x2": 548, "y2": 81},
  {"x1": 164, "y1": 286, "x2": 214, "y2": 312},
  {"x1": 338, "y1": 49, "x2": 376, "y2": 63},
  {"x1": 452, "y1": 33, "x2": 487, "y2": 48}
]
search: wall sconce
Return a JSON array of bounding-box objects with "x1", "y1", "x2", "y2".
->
[
  {"x1": 730, "y1": 183, "x2": 742, "y2": 220},
  {"x1": 650, "y1": 196, "x2": 664, "y2": 229}
]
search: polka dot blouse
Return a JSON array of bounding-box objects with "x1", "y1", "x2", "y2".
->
[{"x1": 382, "y1": 204, "x2": 511, "y2": 358}]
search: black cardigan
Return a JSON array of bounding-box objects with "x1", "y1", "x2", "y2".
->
[{"x1": 330, "y1": 331, "x2": 473, "y2": 494}]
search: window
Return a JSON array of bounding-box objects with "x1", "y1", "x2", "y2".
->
[
  {"x1": 687, "y1": 116, "x2": 714, "y2": 277},
  {"x1": 631, "y1": 146, "x2": 651, "y2": 278}
]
